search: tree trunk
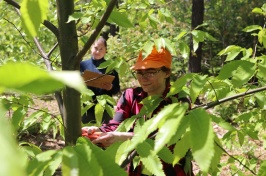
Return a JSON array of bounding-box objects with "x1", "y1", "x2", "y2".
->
[
  {"x1": 189, "y1": 0, "x2": 204, "y2": 73},
  {"x1": 56, "y1": 0, "x2": 81, "y2": 145}
]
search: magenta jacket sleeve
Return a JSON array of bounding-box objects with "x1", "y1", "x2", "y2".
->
[{"x1": 99, "y1": 88, "x2": 137, "y2": 132}]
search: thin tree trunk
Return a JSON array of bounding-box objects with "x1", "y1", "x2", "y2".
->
[
  {"x1": 56, "y1": 0, "x2": 81, "y2": 145},
  {"x1": 189, "y1": 0, "x2": 204, "y2": 73}
]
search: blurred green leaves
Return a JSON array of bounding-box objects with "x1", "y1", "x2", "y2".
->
[
  {"x1": 20, "y1": 0, "x2": 48, "y2": 38},
  {"x1": 0, "y1": 62, "x2": 87, "y2": 95}
]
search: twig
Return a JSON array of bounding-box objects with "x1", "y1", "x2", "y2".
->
[
  {"x1": 194, "y1": 86, "x2": 266, "y2": 110},
  {"x1": 215, "y1": 141, "x2": 256, "y2": 175}
]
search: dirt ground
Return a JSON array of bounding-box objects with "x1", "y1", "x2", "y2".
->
[
  {"x1": 17, "y1": 97, "x2": 63, "y2": 150},
  {"x1": 21, "y1": 97, "x2": 265, "y2": 175}
]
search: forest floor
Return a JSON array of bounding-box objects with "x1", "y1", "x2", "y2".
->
[{"x1": 20, "y1": 96, "x2": 266, "y2": 176}]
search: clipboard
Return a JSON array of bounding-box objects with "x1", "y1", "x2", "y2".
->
[{"x1": 82, "y1": 70, "x2": 115, "y2": 89}]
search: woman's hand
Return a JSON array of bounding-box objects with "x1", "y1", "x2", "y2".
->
[
  {"x1": 81, "y1": 126, "x2": 101, "y2": 135},
  {"x1": 92, "y1": 132, "x2": 134, "y2": 147}
]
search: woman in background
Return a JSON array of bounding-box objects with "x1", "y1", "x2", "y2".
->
[{"x1": 80, "y1": 36, "x2": 120, "y2": 124}]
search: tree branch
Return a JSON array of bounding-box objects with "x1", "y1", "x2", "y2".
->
[
  {"x1": 194, "y1": 85, "x2": 266, "y2": 110},
  {"x1": 33, "y1": 38, "x2": 64, "y2": 119}
]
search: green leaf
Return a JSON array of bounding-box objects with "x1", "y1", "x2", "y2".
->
[
  {"x1": 20, "y1": 142, "x2": 42, "y2": 158},
  {"x1": 67, "y1": 12, "x2": 83, "y2": 23},
  {"x1": 261, "y1": 31, "x2": 266, "y2": 48},
  {"x1": 155, "y1": 38, "x2": 176, "y2": 55},
  {"x1": 62, "y1": 147, "x2": 81, "y2": 176},
  {"x1": 190, "y1": 74, "x2": 207, "y2": 103},
  {"x1": 241, "y1": 48, "x2": 253, "y2": 60},
  {"x1": 224, "y1": 50, "x2": 241, "y2": 62},
  {"x1": 217, "y1": 60, "x2": 256, "y2": 87},
  {"x1": 257, "y1": 160, "x2": 266, "y2": 176},
  {"x1": 237, "y1": 112, "x2": 252, "y2": 123},
  {"x1": 142, "y1": 41, "x2": 155, "y2": 59},
  {"x1": 158, "y1": 8, "x2": 173, "y2": 23},
  {"x1": 167, "y1": 73, "x2": 194, "y2": 97},
  {"x1": 193, "y1": 38, "x2": 199, "y2": 51},
  {"x1": 105, "y1": 140, "x2": 131, "y2": 165},
  {"x1": 0, "y1": 62, "x2": 87, "y2": 95},
  {"x1": 242, "y1": 25, "x2": 262, "y2": 32},
  {"x1": 28, "y1": 150, "x2": 61, "y2": 176},
  {"x1": 204, "y1": 32, "x2": 218, "y2": 42},
  {"x1": 117, "y1": 60, "x2": 128, "y2": 77},
  {"x1": 157, "y1": 145, "x2": 174, "y2": 164},
  {"x1": 20, "y1": 0, "x2": 48, "y2": 37},
  {"x1": 173, "y1": 131, "x2": 190, "y2": 165},
  {"x1": 191, "y1": 30, "x2": 205, "y2": 42},
  {"x1": 258, "y1": 29, "x2": 266, "y2": 46},
  {"x1": 209, "y1": 136, "x2": 223, "y2": 174},
  {"x1": 0, "y1": 104, "x2": 27, "y2": 176},
  {"x1": 217, "y1": 45, "x2": 242, "y2": 56},
  {"x1": 76, "y1": 138, "x2": 127, "y2": 176},
  {"x1": 178, "y1": 41, "x2": 190, "y2": 59},
  {"x1": 154, "y1": 103, "x2": 188, "y2": 152},
  {"x1": 49, "y1": 71, "x2": 88, "y2": 93},
  {"x1": 136, "y1": 141, "x2": 165, "y2": 176},
  {"x1": 202, "y1": 78, "x2": 233, "y2": 100},
  {"x1": 43, "y1": 152, "x2": 62, "y2": 176},
  {"x1": 176, "y1": 31, "x2": 187, "y2": 40},
  {"x1": 243, "y1": 128, "x2": 259, "y2": 140},
  {"x1": 11, "y1": 107, "x2": 27, "y2": 130},
  {"x1": 168, "y1": 115, "x2": 190, "y2": 145},
  {"x1": 257, "y1": 56, "x2": 266, "y2": 79},
  {"x1": 254, "y1": 92, "x2": 266, "y2": 108},
  {"x1": 109, "y1": 11, "x2": 133, "y2": 28},
  {"x1": 27, "y1": 158, "x2": 48, "y2": 176},
  {"x1": 40, "y1": 114, "x2": 52, "y2": 133},
  {"x1": 22, "y1": 111, "x2": 44, "y2": 131},
  {"x1": 137, "y1": 95, "x2": 162, "y2": 118},
  {"x1": 73, "y1": 145, "x2": 103, "y2": 176},
  {"x1": 101, "y1": 94, "x2": 116, "y2": 106},
  {"x1": 189, "y1": 108, "x2": 215, "y2": 173},
  {"x1": 210, "y1": 114, "x2": 236, "y2": 131},
  {"x1": 95, "y1": 103, "x2": 104, "y2": 125},
  {"x1": 252, "y1": 7, "x2": 264, "y2": 15},
  {"x1": 237, "y1": 131, "x2": 245, "y2": 146},
  {"x1": 89, "y1": 145, "x2": 127, "y2": 176},
  {"x1": 116, "y1": 116, "x2": 138, "y2": 132},
  {"x1": 105, "y1": 103, "x2": 115, "y2": 117},
  {"x1": 149, "y1": 13, "x2": 160, "y2": 24},
  {"x1": 126, "y1": 102, "x2": 177, "y2": 153}
]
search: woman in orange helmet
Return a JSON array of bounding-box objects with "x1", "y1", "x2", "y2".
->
[{"x1": 82, "y1": 45, "x2": 193, "y2": 176}]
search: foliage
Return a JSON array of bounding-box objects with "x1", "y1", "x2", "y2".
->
[{"x1": 1, "y1": 0, "x2": 266, "y2": 176}]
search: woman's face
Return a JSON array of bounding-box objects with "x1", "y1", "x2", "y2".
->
[
  {"x1": 91, "y1": 40, "x2": 107, "y2": 60},
  {"x1": 135, "y1": 68, "x2": 170, "y2": 95}
]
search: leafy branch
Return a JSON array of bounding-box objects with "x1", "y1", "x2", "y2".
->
[
  {"x1": 120, "y1": 85, "x2": 266, "y2": 174},
  {"x1": 195, "y1": 85, "x2": 266, "y2": 110}
]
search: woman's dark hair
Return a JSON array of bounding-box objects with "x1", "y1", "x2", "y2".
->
[
  {"x1": 161, "y1": 66, "x2": 171, "y2": 85},
  {"x1": 95, "y1": 36, "x2": 107, "y2": 48}
]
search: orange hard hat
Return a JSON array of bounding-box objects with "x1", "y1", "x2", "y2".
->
[{"x1": 131, "y1": 46, "x2": 172, "y2": 70}]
